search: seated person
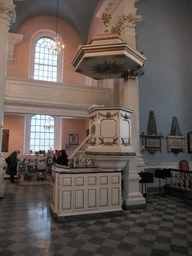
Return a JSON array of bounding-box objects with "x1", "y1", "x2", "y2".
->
[{"x1": 56, "y1": 149, "x2": 68, "y2": 166}]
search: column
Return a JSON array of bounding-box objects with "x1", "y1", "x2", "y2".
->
[
  {"x1": 0, "y1": 0, "x2": 15, "y2": 197},
  {"x1": 109, "y1": 0, "x2": 145, "y2": 207}
]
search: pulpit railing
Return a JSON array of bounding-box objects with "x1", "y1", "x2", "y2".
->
[{"x1": 68, "y1": 135, "x2": 95, "y2": 168}]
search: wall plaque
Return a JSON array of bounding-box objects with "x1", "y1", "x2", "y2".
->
[
  {"x1": 141, "y1": 111, "x2": 163, "y2": 155},
  {"x1": 145, "y1": 138, "x2": 161, "y2": 148},
  {"x1": 167, "y1": 116, "x2": 185, "y2": 155}
]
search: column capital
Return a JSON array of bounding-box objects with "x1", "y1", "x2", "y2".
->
[
  {"x1": 111, "y1": 13, "x2": 141, "y2": 35},
  {"x1": 0, "y1": 1, "x2": 16, "y2": 25},
  {"x1": 96, "y1": 0, "x2": 141, "y2": 48}
]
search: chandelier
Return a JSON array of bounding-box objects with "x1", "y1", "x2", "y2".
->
[
  {"x1": 44, "y1": 118, "x2": 54, "y2": 130},
  {"x1": 51, "y1": 0, "x2": 64, "y2": 55}
]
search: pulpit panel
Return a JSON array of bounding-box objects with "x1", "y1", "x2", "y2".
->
[{"x1": 62, "y1": 190, "x2": 72, "y2": 210}]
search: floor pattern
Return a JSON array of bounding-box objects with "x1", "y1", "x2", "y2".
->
[{"x1": 0, "y1": 180, "x2": 192, "y2": 256}]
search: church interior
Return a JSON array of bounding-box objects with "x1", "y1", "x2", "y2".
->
[{"x1": 0, "y1": 0, "x2": 192, "y2": 255}]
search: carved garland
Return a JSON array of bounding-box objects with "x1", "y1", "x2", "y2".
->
[
  {"x1": 90, "y1": 137, "x2": 96, "y2": 146},
  {"x1": 121, "y1": 137, "x2": 131, "y2": 146},
  {"x1": 98, "y1": 111, "x2": 118, "y2": 118},
  {"x1": 90, "y1": 114, "x2": 96, "y2": 120},
  {"x1": 121, "y1": 113, "x2": 131, "y2": 120},
  {"x1": 102, "y1": 13, "x2": 111, "y2": 34},
  {"x1": 99, "y1": 136, "x2": 118, "y2": 146}
]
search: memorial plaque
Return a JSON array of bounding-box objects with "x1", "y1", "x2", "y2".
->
[{"x1": 146, "y1": 138, "x2": 161, "y2": 148}]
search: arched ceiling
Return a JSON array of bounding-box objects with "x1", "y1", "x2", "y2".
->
[{"x1": 11, "y1": 0, "x2": 99, "y2": 44}]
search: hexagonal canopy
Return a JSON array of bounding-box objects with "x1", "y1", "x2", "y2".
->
[{"x1": 72, "y1": 34, "x2": 146, "y2": 80}]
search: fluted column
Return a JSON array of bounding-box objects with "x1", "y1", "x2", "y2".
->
[{"x1": 0, "y1": 0, "x2": 15, "y2": 197}]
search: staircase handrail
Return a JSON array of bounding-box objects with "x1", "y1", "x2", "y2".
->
[{"x1": 68, "y1": 134, "x2": 90, "y2": 160}]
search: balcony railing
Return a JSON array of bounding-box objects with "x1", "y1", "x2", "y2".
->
[
  {"x1": 165, "y1": 168, "x2": 192, "y2": 205},
  {"x1": 166, "y1": 169, "x2": 192, "y2": 190}
]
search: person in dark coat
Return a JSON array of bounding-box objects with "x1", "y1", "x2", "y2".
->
[
  {"x1": 7, "y1": 149, "x2": 21, "y2": 183},
  {"x1": 56, "y1": 149, "x2": 68, "y2": 166}
]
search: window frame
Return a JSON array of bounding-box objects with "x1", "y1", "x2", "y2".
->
[
  {"x1": 24, "y1": 114, "x2": 62, "y2": 155},
  {"x1": 30, "y1": 114, "x2": 55, "y2": 152},
  {"x1": 29, "y1": 29, "x2": 64, "y2": 83}
]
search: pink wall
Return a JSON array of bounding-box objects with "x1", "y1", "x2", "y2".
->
[
  {"x1": 3, "y1": 114, "x2": 89, "y2": 158},
  {"x1": 87, "y1": 0, "x2": 106, "y2": 43},
  {"x1": 3, "y1": 114, "x2": 25, "y2": 160},
  {"x1": 7, "y1": 15, "x2": 85, "y2": 84},
  {"x1": 61, "y1": 118, "x2": 89, "y2": 154}
]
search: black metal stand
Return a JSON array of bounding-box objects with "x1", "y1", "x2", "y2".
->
[
  {"x1": 142, "y1": 182, "x2": 153, "y2": 204},
  {"x1": 154, "y1": 169, "x2": 171, "y2": 197},
  {"x1": 139, "y1": 172, "x2": 154, "y2": 204}
]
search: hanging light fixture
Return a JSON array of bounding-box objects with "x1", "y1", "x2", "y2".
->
[
  {"x1": 51, "y1": 0, "x2": 64, "y2": 55},
  {"x1": 44, "y1": 118, "x2": 54, "y2": 130}
]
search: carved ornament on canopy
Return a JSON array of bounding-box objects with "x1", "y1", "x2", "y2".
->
[{"x1": 0, "y1": 2, "x2": 16, "y2": 25}]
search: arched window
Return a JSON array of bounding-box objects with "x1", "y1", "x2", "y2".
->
[
  {"x1": 30, "y1": 115, "x2": 55, "y2": 152},
  {"x1": 29, "y1": 30, "x2": 63, "y2": 82},
  {"x1": 34, "y1": 37, "x2": 58, "y2": 82}
]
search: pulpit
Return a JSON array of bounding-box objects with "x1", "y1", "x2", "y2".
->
[{"x1": 85, "y1": 106, "x2": 135, "y2": 171}]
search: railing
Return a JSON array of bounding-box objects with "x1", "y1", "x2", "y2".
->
[
  {"x1": 68, "y1": 135, "x2": 95, "y2": 168},
  {"x1": 167, "y1": 169, "x2": 192, "y2": 191}
]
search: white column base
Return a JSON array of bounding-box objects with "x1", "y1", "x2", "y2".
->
[
  {"x1": 0, "y1": 181, "x2": 5, "y2": 198},
  {"x1": 122, "y1": 157, "x2": 146, "y2": 209},
  {"x1": 123, "y1": 192, "x2": 146, "y2": 209}
]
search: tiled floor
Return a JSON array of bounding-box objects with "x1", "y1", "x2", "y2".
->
[{"x1": 0, "y1": 180, "x2": 192, "y2": 256}]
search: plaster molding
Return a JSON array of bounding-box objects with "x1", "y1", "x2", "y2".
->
[
  {"x1": 4, "y1": 100, "x2": 88, "y2": 112},
  {"x1": 96, "y1": 0, "x2": 121, "y2": 19},
  {"x1": 5, "y1": 77, "x2": 112, "y2": 109},
  {"x1": 0, "y1": 2, "x2": 16, "y2": 25},
  {"x1": 8, "y1": 33, "x2": 23, "y2": 63},
  {"x1": 4, "y1": 77, "x2": 113, "y2": 117},
  {"x1": 85, "y1": 151, "x2": 136, "y2": 156},
  {"x1": 143, "y1": 161, "x2": 192, "y2": 170}
]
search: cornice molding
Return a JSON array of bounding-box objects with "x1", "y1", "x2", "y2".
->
[
  {"x1": 0, "y1": 2, "x2": 16, "y2": 25},
  {"x1": 85, "y1": 151, "x2": 136, "y2": 156},
  {"x1": 4, "y1": 100, "x2": 88, "y2": 112}
]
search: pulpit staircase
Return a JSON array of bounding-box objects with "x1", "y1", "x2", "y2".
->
[{"x1": 68, "y1": 135, "x2": 95, "y2": 169}]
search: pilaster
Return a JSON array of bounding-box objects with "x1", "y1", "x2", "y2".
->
[
  {"x1": 96, "y1": 0, "x2": 145, "y2": 208},
  {"x1": 0, "y1": 0, "x2": 16, "y2": 197},
  {"x1": 8, "y1": 32, "x2": 23, "y2": 63}
]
